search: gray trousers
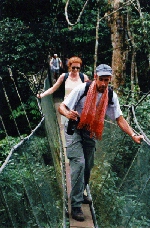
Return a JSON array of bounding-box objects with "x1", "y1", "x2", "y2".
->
[
  {"x1": 64, "y1": 123, "x2": 96, "y2": 208},
  {"x1": 50, "y1": 68, "x2": 60, "y2": 81}
]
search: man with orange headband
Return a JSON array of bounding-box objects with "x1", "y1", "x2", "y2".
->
[{"x1": 58, "y1": 64, "x2": 144, "y2": 222}]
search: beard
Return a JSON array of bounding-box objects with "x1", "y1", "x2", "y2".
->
[{"x1": 96, "y1": 85, "x2": 107, "y2": 93}]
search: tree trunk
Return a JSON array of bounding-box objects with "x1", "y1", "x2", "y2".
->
[{"x1": 110, "y1": 0, "x2": 126, "y2": 91}]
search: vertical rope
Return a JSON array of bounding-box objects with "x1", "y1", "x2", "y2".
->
[
  {"x1": 0, "y1": 188, "x2": 16, "y2": 228},
  {"x1": 8, "y1": 67, "x2": 32, "y2": 132},
  {"x1": 0, "y1": 115, "x2": 11, "y2": 146},
  {"x1": 0, "y1": 77, "x2": 22, "y2": 140}
]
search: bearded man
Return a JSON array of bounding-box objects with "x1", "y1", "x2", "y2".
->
[{"x1": 58, "y1": 64, "x2": 143, "y2": 222}]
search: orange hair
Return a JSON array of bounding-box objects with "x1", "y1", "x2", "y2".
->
[{"x1": 67, "y1": 56, "x2": 82, "y2": 72}]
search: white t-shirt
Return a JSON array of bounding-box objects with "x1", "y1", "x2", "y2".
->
[{"x1": 63, "y1": 82, "x2": 123, "y2": 121}]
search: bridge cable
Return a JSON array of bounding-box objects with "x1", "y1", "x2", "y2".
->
[
  {"x1": 0, "y1": 188, "x2": 16, "y2": 227},
  {"x1": 0, "y1": 115, "x2": 11, "y2": 147},
  {"x1": 131, "y1": 105, "x2": 150, "y2": 145},
  {"x1": 134, "y1": 90, "x2": 150, "y2": 109},
  {"x1": 8, "y1": 67, "x2": 32, "y2": 132},
  {"x1": 0, "y1": 77, "x2": 22, "y2": 140}
]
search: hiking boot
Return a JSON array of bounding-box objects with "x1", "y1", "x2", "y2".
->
[
  {"x1": 83, "y1": 194, "x2": 92, "y2": 205},
  {"x1": 71, "y1": 207, "x2": 84, "y2": 221}
]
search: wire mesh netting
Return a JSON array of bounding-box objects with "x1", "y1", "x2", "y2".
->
[
  {"x1": 0, "y1": 78, "x2": 67, "y2": 228},
  {"x1": 0, "y1": 119, "x2": 63, "y2": 227},
  {"x1": 91, "y1": 118, "x2": 150, "y2": 227}
]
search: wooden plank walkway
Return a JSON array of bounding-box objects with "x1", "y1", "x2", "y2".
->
[{"x1": 54, "y1": 98, "x2": 95, "y2": 228}]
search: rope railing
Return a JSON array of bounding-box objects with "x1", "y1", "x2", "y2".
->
[{"x1": 131, "y1": 105, "x2": 150, "y2": 145}]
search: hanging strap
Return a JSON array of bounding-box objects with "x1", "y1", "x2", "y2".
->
[{"x1": 78, "y1": 81, "x2": 114, "y2": 105}]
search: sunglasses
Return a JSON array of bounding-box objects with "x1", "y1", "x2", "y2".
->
[{"x1": 72, "y1": 66, "x2": 80, "y2": 70}]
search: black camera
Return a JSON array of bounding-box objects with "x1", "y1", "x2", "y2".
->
[{"x1": 67, "y1": 117, "x2": 80, "y2": 135}]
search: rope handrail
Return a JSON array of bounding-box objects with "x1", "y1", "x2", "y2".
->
[
  {"x1": 131, "y1": 105, "x2": 150, "y2": 145},
  {"x1": 134, "y1": 90, "x2": 150, "y2": 109},
  {"x1": 0, "y1": 117, "x2": 44, "y2": 173}
]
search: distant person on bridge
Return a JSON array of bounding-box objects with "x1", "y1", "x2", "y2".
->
[
  {"x1": 58, "y1": 64, "x2": 144, "y2": 222},
  {"x1": 37, "y1": 56, "x2": 89, "y2": 99},
  {"x1": 50, "y1": 53, "x2": 63, "y2": 83}
]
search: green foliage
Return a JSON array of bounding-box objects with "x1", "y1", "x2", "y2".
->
[
  {"x1": 10, "y1": 96, "x2": 41, "y2": 120},
  {"x1": 1, "y1": 2, "x2": 150, "y2": 226},
  {"x1": 0, "y1": 134, "x2": 63, "y2": 227},
  {"x1": 91, "y1": 133, "x2": 149, "y2": 227},
  {"x1": 119, "y1": 86, "x2": 150, "y2": 138},
  {"x1": 91, "y1": 165, "x2": 123, "y2": 227},
  {"x1": 0, "y1": 0, "x2": 149, "y2": 90},
  {"x1": 130, "y1": 13, "x2": 150, "y2": 52},
  {"x1": 0, "y1": 136, "x2": 24, "y2": 167},
  {"x1": 0, "y1": 18, "x2": 50, "y2": 76},
  {"x1": 125, "y1": 4, "x2": 150, "y2": 92},
  {"x1": 133, "y1": 96, "x2": 150, "y2": 137},
  {"x1": 0, "y1": 0, "x2": 113, "y2": 79}
]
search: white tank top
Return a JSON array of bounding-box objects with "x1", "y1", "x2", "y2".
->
[
  {"x1": 61, "y1": 74, "x2": 84, "y2": 127},
  {"x1": 64, "y1": 76, "x2": 83, "y2": 99}
]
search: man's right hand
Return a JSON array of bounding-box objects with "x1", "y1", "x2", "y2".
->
[
  {"x1": 58, "y1": 103, "x2": 79, "y2": 120},
  {"x1": 67, "y1": 110, "x2": 79, "y2": 121}
]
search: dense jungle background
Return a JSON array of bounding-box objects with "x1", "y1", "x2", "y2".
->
[
  {"x1": 0, "y1": 1, "x2": 150, "y2": 227},
  {"x1": 0, "y1": 0, "x2": 150, "y2": 137}
]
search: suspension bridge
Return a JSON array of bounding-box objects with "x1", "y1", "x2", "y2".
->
[{"x1": 0, "y1": 69, "x2": 150, "y2": 228}]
